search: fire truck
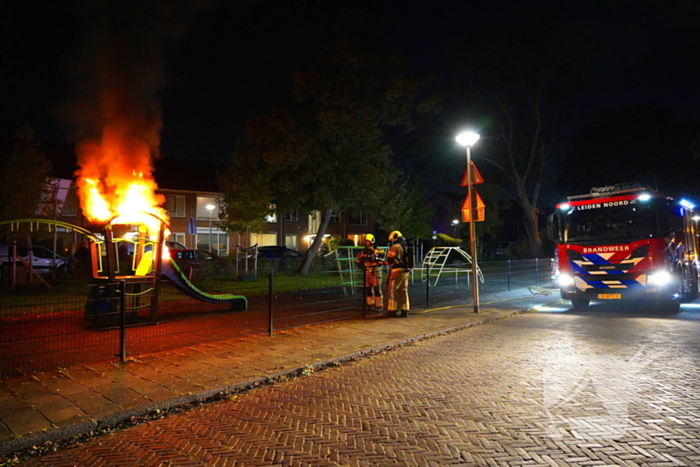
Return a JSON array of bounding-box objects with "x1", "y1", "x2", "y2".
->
[{"x1": 549, "y1": 183, "x2": 699, "y2": 310}]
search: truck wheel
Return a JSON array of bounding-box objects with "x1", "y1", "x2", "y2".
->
[{"x1": 571, "y1": 298, "x2": 590, "y2": 309}]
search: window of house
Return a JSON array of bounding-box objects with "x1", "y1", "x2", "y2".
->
[
  {"x1": 167, "y1": 195, "x2": 186, "y2": 218},
  {"x1": 330, "y1": 212, "x2": 341, "y2": 223},
  {"x1": 251, "y1": 232, "x2": 277, "y2": 247},
  {"x1": 285, "y1": 234, "x2": 298, "y2": 250},
  {"x1": 168, "y1": 232, "x2": 186, "y2": 247},
  {"x1": 62, "y1": 186, "x2": 78, "y2": 217},
  {"x1": 347, "y1": 209, "x2": 367, "y2": 226},
  {"x1": 285, "y1": 210, "x2": 298, "y2": 222},
  {"x1": 196, "y1": 227, "x2": 228, "y2": 256},
  {"x1": 196, "y1": 197, "x2": 219, "y2": 220}
]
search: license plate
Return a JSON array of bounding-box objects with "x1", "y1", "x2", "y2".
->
[{"x1": 598, "y1": 294, "x2": 621, "y2": 299}]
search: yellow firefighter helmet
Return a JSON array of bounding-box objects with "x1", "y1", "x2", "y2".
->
[
  {"x1": 389, "y1": 230, "x2": 402, "y2": 242},
  {"x1": 364, "y1": 233, "x2": 375, "y2": 244}
]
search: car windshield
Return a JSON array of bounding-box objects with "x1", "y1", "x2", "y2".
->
[{"x1": 561, "y1": 197, "x2": 671, "y2": 243}]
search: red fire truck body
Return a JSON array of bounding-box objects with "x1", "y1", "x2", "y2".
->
[{"x1": 551, "y1": 184, "x2": 699, "y2": 310}]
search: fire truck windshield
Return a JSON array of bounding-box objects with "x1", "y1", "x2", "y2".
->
[{"x1": 561, "y1": 198, "x2": 666, "y2": 243}]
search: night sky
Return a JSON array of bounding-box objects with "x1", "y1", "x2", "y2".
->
[{"x1": 2, "y1": 0, "x2": 699, "y2": 202}]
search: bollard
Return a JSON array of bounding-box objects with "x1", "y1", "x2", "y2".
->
[{"x1": 268, "y1": 272, "x2": 274, "y2": 336}]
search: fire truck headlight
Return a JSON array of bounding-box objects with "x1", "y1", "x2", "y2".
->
[
  {"x1": 557, "y1": 273, "x2": 575, "y2": 287},
  {"x1": 648, "y1": 271, "x2": 672, "y2": 286}
]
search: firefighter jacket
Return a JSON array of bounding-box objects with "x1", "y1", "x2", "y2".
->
[
  {"x1": 356, "y1": 246, "x2": 385, "y2": 271},
  {"x1": 386, "y1": 242, "x2": 407, "y2": 270}
]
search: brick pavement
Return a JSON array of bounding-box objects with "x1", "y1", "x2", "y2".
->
[{"x1": 0, "y1": 287, "x2": 562, "y2": 458}]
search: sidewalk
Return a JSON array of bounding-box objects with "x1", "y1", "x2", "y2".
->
[{"x1": 0, "y1": 287, "x2": 563, "y2": 457}]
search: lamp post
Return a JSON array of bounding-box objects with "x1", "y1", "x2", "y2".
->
[
  {"x1": 206, "y1": 203, "x2": 215, "y2": 254},
  {"x1": 456, "y1": 131, "x2": 480, "y2": 313}
]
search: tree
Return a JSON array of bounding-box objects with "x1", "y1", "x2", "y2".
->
[
  {"x1": 0, "y1": 127, "x2": 55, "y2": 223},
  {"x1": 373, "y1": 174, "x2": 433, "y2": 240},
  {"x1": 219, "y1": 46, "x2": 434, "y2": 274},
  {"x1": 217, "y1": 109, "x2": 305, "y2": 238}
]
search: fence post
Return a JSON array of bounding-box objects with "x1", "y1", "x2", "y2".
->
[
  {"x1": 363, "y1": 265, "x2": 367, "y2": 318},
  {"x1": 426, "y1": 271, "x2": 430, "y2": 308},
  {"x1": 535, "y1": 258, "x2": 539, "y2": 286},
  {"x1": 119, "y1": 280, "x2": 127, "y2": 362},
  {"x1": 507, "y1": 259, "x2": 511, "y2": 292},
  {"x1": 268, "y1": 271, "x2": 274, "y2": 336}
]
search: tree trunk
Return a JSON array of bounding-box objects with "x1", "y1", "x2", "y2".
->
[
  {"x1": 523, "y1": 205, "x2": 543, "y2": 258},
  {"x1": 515, "y1": 181, "x2": 543, "y2": 259},
  {"x1": 299, "y1": 207, "x2": 333, "y2": 276}
]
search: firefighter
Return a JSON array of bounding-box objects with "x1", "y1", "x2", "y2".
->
[
  {"x1": 356, "y1": 233, "x2": 385, "y2": 311},
  {"x1": 386, "y1": 230, "x2": 410, "y2": 317}
]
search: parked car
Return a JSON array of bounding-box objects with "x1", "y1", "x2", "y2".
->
[
  {"x1": 495, "y1": 241, "x2": 514, "y2": 256},
  {"x1": 165, "y1": 240, "x2": 186, "y2": 250},
  {"x1": 252, "y1": 246, "x2": 303, "y2": 259},
  {"x1": 169, "y1": 248, "x2": 223, "y2": 277},
  {"x1": 0, "y1": 244, "x2": 75, "y2": 278}
]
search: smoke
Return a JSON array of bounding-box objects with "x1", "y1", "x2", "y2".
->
[{"x1": 55, "y1": 0, "x2": 199, "y2": 221}]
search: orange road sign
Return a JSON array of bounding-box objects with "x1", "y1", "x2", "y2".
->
[
  {"x1": 461, "y1": 189, "x2": 485, "y2": 222},
  {"x1": 460, "y1": 161, "x2": 484, "y2": 186}
]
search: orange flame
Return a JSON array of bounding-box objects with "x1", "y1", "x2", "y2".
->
[{"x1": 75, "y1": 122, "x2": 168, "y2": 235}]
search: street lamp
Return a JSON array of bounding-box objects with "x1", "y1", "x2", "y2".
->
[
  {"x1": 206, "y1": 203, "x2": 215, "y2": 253},
  {"x1": 456, "y1": 131, "x2": 480, "y2": 313}
]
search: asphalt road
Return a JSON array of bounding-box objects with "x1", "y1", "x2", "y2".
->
[{"x1": 18, "y1": 300, "x2": 700, "y2": 466}]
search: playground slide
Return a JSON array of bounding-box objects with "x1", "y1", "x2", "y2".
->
[{"x1": 160, "y1": 258, "x2": 247, "y2": 311}]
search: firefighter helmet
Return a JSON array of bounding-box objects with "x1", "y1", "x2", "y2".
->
[
  {"x1": 365, "y1": 233, "x2": 375, "y2": 244},
  {"x1": 389, "y1": 230, "x2": 402, "y2": 242}
]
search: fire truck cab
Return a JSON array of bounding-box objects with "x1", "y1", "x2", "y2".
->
[{"x1": 549, "y1": 183, "x2": 699, "y2": 311}]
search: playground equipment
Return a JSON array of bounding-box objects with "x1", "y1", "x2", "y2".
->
[
  {"x1": 333, "y1": 246, "x2": 389, "y2": 296},
  {"x1": 0, "y1": 216, "x2": 247, "y2": 328},
  {"x1": 333, "y1": 246, "x2": 363, "y2": 296},
  {"x1": 88, "y1": 213, "x2": 247, "y2": 326},
  {"x1": 421, "y1": 246, "x2": 484, "y2": 287}
]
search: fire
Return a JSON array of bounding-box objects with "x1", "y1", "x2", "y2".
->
[{"x1": 75, "y1": 130, "x2": 168, "y2": 235}]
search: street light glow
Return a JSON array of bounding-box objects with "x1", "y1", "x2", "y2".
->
[{"x1": 455, "y1": 131, "x2": 480, "y2": 147}]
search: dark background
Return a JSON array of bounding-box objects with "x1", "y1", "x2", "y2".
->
[{"x1": 2, "y1": 0, "x2": 699, "y2": 206}]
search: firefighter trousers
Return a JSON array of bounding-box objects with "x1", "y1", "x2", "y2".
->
[
  {"x1": 387, "y1": 268, "x2": 409, "y2": 312},
  {"x1": 363, "y1": 267, "x2": 383, "y2": 309}
]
